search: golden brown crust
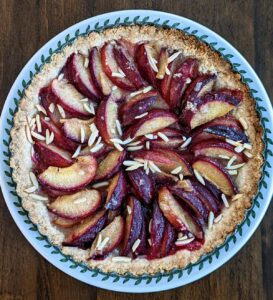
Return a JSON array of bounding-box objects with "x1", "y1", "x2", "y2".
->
[{"x1": 9, "y1": 25, "x2": 264, "y2": 275}]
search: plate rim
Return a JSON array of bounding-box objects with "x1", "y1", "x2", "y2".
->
[{"x1": 0, "y1": 9, "x2": 272, "y2": 293}]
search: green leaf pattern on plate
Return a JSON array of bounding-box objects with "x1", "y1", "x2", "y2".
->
[{"x1": 1, "y1": 15, "x2": 272, "y2": 285}]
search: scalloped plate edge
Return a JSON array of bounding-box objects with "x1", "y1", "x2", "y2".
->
[{"x1": 0, "y1": 10, "x2": 272, "y2": 293}]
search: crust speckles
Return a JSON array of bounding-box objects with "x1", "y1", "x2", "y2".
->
[{"x1": 9, "y1": 25, "x2": 264, "y2": 275}]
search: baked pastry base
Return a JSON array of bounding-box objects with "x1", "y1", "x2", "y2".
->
[{"x1": 10, "y1": 25, "x2": 263, "y2": 275}]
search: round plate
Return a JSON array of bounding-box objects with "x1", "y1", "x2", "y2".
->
[{"x1": 0, "y1": 10, "x2": 272, "y2": 293}]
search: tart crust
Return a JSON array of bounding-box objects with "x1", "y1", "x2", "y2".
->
[{"x1": 9, "y1": 25, "x2": 264, "y2": 275}]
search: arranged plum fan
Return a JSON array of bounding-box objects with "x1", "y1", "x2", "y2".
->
[{"x1": 10, "y1": 25, "x2": 263, "y2": 276}]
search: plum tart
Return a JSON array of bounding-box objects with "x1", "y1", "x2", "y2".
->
[{"x1": 10, "y1": 25, "x2": 263, "y2": 275}]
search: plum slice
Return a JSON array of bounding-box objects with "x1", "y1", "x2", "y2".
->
[
  {"x1": 80, "y1": 142, "x2": 113, "y2": 159},
  {"x1": 155, "y1": 127, "x2": 183, "y2": 138},
  {"x1": 34, "y1": 141, "x2": 73, "y2": 168},
  {"x1": 191, "y1": 124, "x2": 249, "y2": 145},
  {"x1": 63, "y1": 210, "x2": 107, "y2": 247},
  {"x1": 170, "y1": 181, "x2": 209, "y2": 223},
  {"x1": 181, "y1": 89, "x2": 243, "y2": 130},
  {"x1": 203, "y1": 125, "x2": 248, "y2": 143},
  {"x1": 62, "y1": 118, "x2": 93, "y2": 143},
  {"x1": 53, "y1": 216, "x2": 80, "y2": 228},
  {"x1": 206, "y1": 115, "x2": 243, "y2": 129},
  {"x1": 150, "y1": 95, "x2": 170, "y2": 110},
  {"x1": 150, "y1": 136, "x2": 184, "y2": 149},
  {"x1": 125, "y1": 109, "x2": 178, "y2": 139},
  {"x1": 89, "y1": 216, "x2": 125, "y2": 258},
  {"x1": 191, "y1": 139, "x2": 245, "y2": 162},
  {"x1": 136, "y1": 43, "x2": 159, "y2": 87},
  {"x1": 149, "y1": 200, "x2": 166, "y2": 258},
  {"x1": 133, "y1": 149, "x2": 192, "y2": 175},
  {"x1": 95, "y1": 150, "x2": 126, "y2": 181},
  {"x1": 121, "y1": 196, "x2": 143, "y2": 255},
  {"x1": 192, "y1": 156, "x2": 237, "y2": 196},
  {"x1": 120, "y1": 90, "x2": 158, "y2": 126},
  {"x1": 95, "y1": 93, "x2": 119, "y2": 145},
  {"x1": 41, "y1": 187, "x2": 69, "y2": 199},
  {"x1": 38, "y1": 155, "x2": 97, "y2": 192},
  {"x1": 133, "y1": 217, "x2": 148, "y2": 255},
  {"x1": 105, "y1": 171, "x2": 127, "y2": 210},
  {"x1": 189, "y1": 179, "x2": 220, "y2": 214},
  {"x1": 100, "y1": 42, "x2": 135, "y2": 91},
  {"x1": 182, "y1": 74, "x2": 216, "y2": 104},
  {"x1": 51, "y1": 79, "x2": 95, "y2": 118},
  {"x1": 40, "y1": 117, "x2": 79, "y2": 152},
  {"x1": 114, "y1": 42, "x2": 146, "y2": 89},
  {"x1": 64, "y1": 53, "x2": 101, "y2": 100},
  {"x1": 39, "y1": 87, "x2": 64, "y2": 125},
  {"x1": 48, "y1": 189, "x2": 101, "y2": 220},
  {"x1": 127, "y1": 168, "x2": 155, "y2": 205},
  {"x1": 117, "y1": 38, "x2": 138, "y2": 58},
  {"x1": 158, "y1": 187, "x2": 204, "y2": 239},
  {"x1": 161, "y1": 222, "x2": 176, "y2": 257},
  {"x1": 152, "y1": 171, "x2": 178, "y2": 187},
  {"x1": 89, "y1": 47, "x2": 114, "y2": 96},
  {"x1": 160, "y1": 50, "x2": 183, "y2": 102},
  {"x1": 107, "y1": 208, "x2": 121, "y2": 224},
  {"x1": 168, "y1": 58, "x2": 199, "y2": 109}
]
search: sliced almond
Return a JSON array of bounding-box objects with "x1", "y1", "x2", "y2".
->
[
  {"x1": 167, "y1": 51, "x2": 182, "y2": 63},
  {"x1": 208, "y1": 211, "x2": 215, "y2": 230},
  {"x1": 30, "y1": 194, "x2": 48, "y2": 201},
  {"x1": 193, "y1": 169, "x2": 205, "y2": 185},
  {"x1": 175, "y1": 237, "x2": 195, "y2": 246},
  {"x1": 132, "y1": 239, "x2": 141, "y2": 253},
  {"x1": 36, "y1": 104, "x2": 47, "y2": 115},
  {"x1": 114, "y1": 143, "x2": 124, "y2": 152},
  {"x1": 115, "y1": 120, "x2": 123, "y2": 136},
  {"x1": 225, "y1": 138, "x2": 242, "y2": 147},
  {"x1": 221, "y1": 193, "x2": 229, "y2": 208},
  {"x1": 90, "y1": 143, "x2": 103, "y2": 153},
  {"x1": 31, "y1": 131, "x2": 45, "y2": 141},
  {"x1": 72, "y1": 145, "x2": 81, "y2": 158},
  {"x1": 239, "y1": 117, "x2": 248, "y2": 130},
  {"x1": 29, "y1": 172, "x2": 39, "y2": 188},
  {"x1": 214, "y1": 214, "x2": 223, "y2": 223},
  {"x1": 127, "y1": 145, "x2": 144, "y2": 151},
  {"x1": 57, "y1": 104, "x2": 66, "y2": 118},
  {"x1": 134, "y1": 112, "x2": 148, "y2": 119},
  {"x1": 180, "y1": 137, "x2": 192, "y2": 149},
  {"x1": 125, "y1": 164, "x2": 143, "y2": 171},
  {"x1": 36, "y1": 114, "x2": 42, "y2": 133},
  {"x1": 92, "y1": 181, "x2": 109, "y2": 189},
  {"x1": 49, "y1": 103, "x2": 55, "y2": 113},
  {"x1": 97, "y1": 237, "x2": 110, "y2": 251},
  {"x1": 157, "y1": 132, "x2": 169, "y2": 142},
  {"x1": 127, "y1": 205, "x2": 132, "y2": 215},
  {"x1": 25, "y1": 186, "x2": 37, "y2": 193},
  {"x1": 111, "y1": 72, "x2": 125, "y2": 78},
  {"x1": 171, "y1": 166, "x2": 182, "y2": 175},
  {"x1": 226, "y1": 163, "x2": 245, "y2": 170},
  {"x1": 112, "y1": 256, "x2": 132, "y2": 263},
  {"x1": 148, "y1": 161, "x2": 162, "y2": 173}
]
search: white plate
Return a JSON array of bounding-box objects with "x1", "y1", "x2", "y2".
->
[{"x1": 0, "y1": 10, "x2": 272, "y2": 293}]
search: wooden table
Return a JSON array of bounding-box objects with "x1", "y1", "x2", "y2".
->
[{"x1": 0, "y1": 1, "x2": 272, "y2": 299}]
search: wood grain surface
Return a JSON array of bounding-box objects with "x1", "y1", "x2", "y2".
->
[{"x1": 0, "y1": 1, "x2": 272, "y2": 299}]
